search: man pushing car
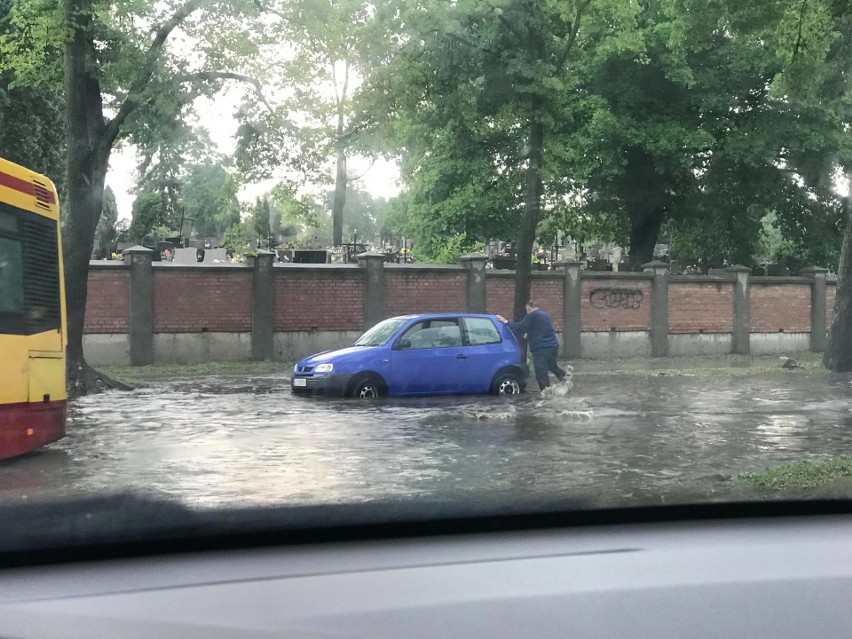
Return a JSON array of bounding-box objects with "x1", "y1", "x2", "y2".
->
[{"x1": 496, "y1": 301, "x2": 568, "y2": 392}]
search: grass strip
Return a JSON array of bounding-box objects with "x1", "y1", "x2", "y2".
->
[{"x1": 737, "y1": 456, "x2": 852, "y2": 490}]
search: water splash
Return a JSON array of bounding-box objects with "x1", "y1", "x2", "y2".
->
[
  {"x1": 460, "y1": 405, "x2": 518, "y2": 420},
  {"x1": 538, "y1": 373, "x2": 575, "y2": 399}
]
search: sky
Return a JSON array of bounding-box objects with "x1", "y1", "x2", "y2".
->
[{"x1": 104, "y1": 87, "x2": 402, "y2": 221}]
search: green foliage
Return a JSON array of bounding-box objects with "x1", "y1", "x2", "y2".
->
[
  {"x1": 413, "y1": 233, "x2": 483, "y2": 265},
  {"x1": 152, "y1": 224, "x2": 177, "y2": 239},
  {"x1": 234, "y1": 0, "x2": 394, "y2": 246},
  {"x1": 180, "y1": 162, "x2": 241, "y2": 239},
  {"x1": 269, "y1": 181, "x2": 328, "y2": 228},
  {"x1": 322, "y1": 186, "x2": 389, "y2": 243},
  {"x1": 252, "y1": 197, "x2": 272, "y2": 239},
  {"x1": 221, "y1": 222, "x2": 250, "y2": 256},
  {"x1": 0, "y1": 0, "x2": 64, "y2": 191},
  {"x1": 358, "y1": 0, "x2": 645, "y2": 271},
  {"x1": 128, "y1": 191, "x2": 163, "y2": 242},
  {"x1": 95, "y1": 186, "x2": 119, "y2": 254},
  {"x1": 737, "y1": 456, "x2": 852, "y2": 491}
]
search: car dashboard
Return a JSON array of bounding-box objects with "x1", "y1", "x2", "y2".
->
[{"x1": 0, "y1": 500, "x2": 849, "y2": 638}]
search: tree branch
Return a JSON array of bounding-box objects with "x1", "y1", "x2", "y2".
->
[
  {"x1": 495, "y1": 11, "x2": 527, "y2": 46},
  {"x1": 348, "y1": 158, "x2": 376, "y2": 183},
  {"x1": 791, "y1": 0, "x2": 809, "y2": 62},
  {"x1": 180, "y1": 71, "x2": 275, "y2": 114},
  {"x1": 100, "y1": 0, "x2": 204, "y2": 163},
  {"x1": 555, "y1": 0, "x2": 593, "y2": 71},
  {"x1": 252, "y1": 0, "x2": 291, "y2": 24}
]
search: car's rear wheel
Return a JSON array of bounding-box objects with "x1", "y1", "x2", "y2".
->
[
  {"x1": 492, "y1": 371, "x2": 523, "y2": 396},
  {"x1": 350, "y1": 376, "x2": 384, "y2": 399}
]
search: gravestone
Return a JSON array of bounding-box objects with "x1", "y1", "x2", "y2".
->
[
  {"x1": 204, "y1": 248, "x2": 229, "y2": 263},
  {"x1": 173, "y1": 248, "x2": 198, "y2": 264},
  {"x1": 491, "y1": 257, "x2": 516, "y2": 270},
  {"x1": 767, "y1": 263, "x2": 791, "y2": 276},
  {"x1": 293, "y1": 249, "x2": 328, "y2": 264}
]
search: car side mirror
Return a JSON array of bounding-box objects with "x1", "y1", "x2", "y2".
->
[{"x1": 396, "y1": 339, "x2": 412, "y2": 350}]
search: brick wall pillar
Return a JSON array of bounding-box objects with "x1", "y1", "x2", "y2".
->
[
  {"x1": 642, "y1": 260, "x2": 669, "y2": 357},
  {"x1": 460, "y1": 254, "x2": 488, "y2": 313},
  {"x1": 726, "y1": 264, "x2": 751, "y2": 355},
  {"x1": 123, "y1": 246, "x2": 154, "y2": 366},
  {"x1": 557, "y1": 261, "x2": 582, "y2": 358},
  {"x1": 358, "y1": 252, "x2": 386, "y2": 328},
  {"x1": 250, "y1": 250, "x2": 275, "y2": 360},
  {"x1": 801, "y1": 266, "x2": 828, "y2": 352}
]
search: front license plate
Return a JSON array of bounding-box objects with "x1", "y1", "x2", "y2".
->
[{"x1": 293, "y1": 378, "x2": 307, "y2": 387}]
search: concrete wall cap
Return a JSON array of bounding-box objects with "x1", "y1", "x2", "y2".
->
[
  {"x1": 800, "y1": 266, "x2": 828, "y2": 275},
  {"x1": 121, "y1": 245, "x2": 154, "y2": 255}
]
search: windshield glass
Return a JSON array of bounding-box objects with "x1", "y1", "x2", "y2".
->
[
  {"x1": 353, "y1": 318, "x2": 407, "y2": 346},
  {"x1": 1, "y1": 0, "x2": 852, "y2": 551}
]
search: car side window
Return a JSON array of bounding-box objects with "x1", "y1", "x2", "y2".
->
[
  {"x1": 397, "y1": 320, "x2": 462, "y2": 349},
  {"x1": 463, "y1": 318, "x2": 502, "y2": 346}
]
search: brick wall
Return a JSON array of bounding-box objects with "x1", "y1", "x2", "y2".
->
[
  {"x1": 483, "y1": 275, "x2": 564, "y2": 328},
  {"x1": 153, "y1": 268, "x2": 253, "y2": 333},
  {"x1": 580, "y1": 277, "x2": 652, "y2": 331},
  {"x1": 531, "y1": 276, "x2": 564, "y2": 331},
  {"x1": 84, "y1": 267, "x2": 129, "y2": 334},
  {"x1": 669, "y1": 281, "x2": 734, "y2": 333},
  {"x1": 83, "y1": 263, "x2": 831, "y2": 344},
  {"x1": 486, "y1": 275, "x2": 515, "y2": 316},
  {"x1": 385, "y1": 269, "x2": 468, "y2": 316},
  {"x1": 750, "y1": 283, "x2": 811, "y2": 332},
  {"x1": 275, "y1": 268, "x2": 364, "y2": 331}
]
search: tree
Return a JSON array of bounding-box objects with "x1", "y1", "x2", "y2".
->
[
  {"x1": 1, "y1": 0, "x2": 267, "y2": 393},
  {"x1": 370, "y1": 0, "x2": 642, "y2": 318},
  {"x1": 0, "y1": 0, "x2": 64, "y2": 191},
  {"x1": 235, "y1": 0, "x2": 393, "y2": 247},
  {"x1": 94, "y1": 185, "x2": 118, "y2": 256},
  {"x1": 663, "y1": 0, "x2": 852, "y2": 368},
  {"x1": 542, "y1": 0, "x2": 846, "y2": 269},
  {"x1": 127, "y1": 191, "x2": 163, "y2": 243},
  {"x1": 180, "y1": 162, "x2": 241, "y2": 240},
  {"x1": 320, "y1": 185, "x2": 388, "y2": 244},
  {"x1": 252, "y1": 197, "x2": 272, "y2": 240}
]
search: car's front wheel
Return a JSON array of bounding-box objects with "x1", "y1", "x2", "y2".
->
[
  {"x1": 491, "y1": 371, "x2": 523, "y2": 396},
  {"x1": 349, "y1": 375, "x2": 384, "y2": 399}
]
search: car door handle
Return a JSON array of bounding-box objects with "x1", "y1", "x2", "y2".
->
[{"x1": 456, "y1": 354, "x2": 468, "y2": 360}]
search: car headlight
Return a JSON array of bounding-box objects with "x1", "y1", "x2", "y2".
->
[{"x1": 314, "y1": 363, "x2": 334, "y2": 373}]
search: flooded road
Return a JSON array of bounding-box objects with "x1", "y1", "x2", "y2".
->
[{"x1": 1, "y1": 372, "x2": 851, "y2": 509}]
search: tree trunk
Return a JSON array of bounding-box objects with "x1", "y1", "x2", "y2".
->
[
  {"x1": 63, "y1": 0, "x2": 112, "y2": 396},
  {"x1": 513, "y1": 116, "x2": 544, "y2": 321},
  {"x1": 627, "y1": 205, "x2": 665, "y2": 270},
  {"x1": 331, "y1": 59, "x2": 350, "y2": 249},
  {"x1": 824, "y1": 196, "x2": 852, "y2": 371},
  {"x1": 332, "y1": 145, "x2": 347, "y2": 247}
]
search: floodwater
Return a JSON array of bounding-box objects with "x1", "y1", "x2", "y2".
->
[{"x1": 1, "y1": 371, "x2": 851, "y2": 509}]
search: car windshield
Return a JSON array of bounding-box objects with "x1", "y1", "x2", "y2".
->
[
  {"x1": 353, "y1": 318, "x2": 407, "y2": 346},
  {"x1": 2, "y1": 0, "x2": 852, "y2": 555}
]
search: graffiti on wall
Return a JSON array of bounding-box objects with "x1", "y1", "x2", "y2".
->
[{"x1": 589, "y1": 288, "x2": 644, "y2": 310}]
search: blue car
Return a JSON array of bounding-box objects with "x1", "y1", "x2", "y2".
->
[{"x1": 291, "y1": 313, "x2": 528, "y2": 398}]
